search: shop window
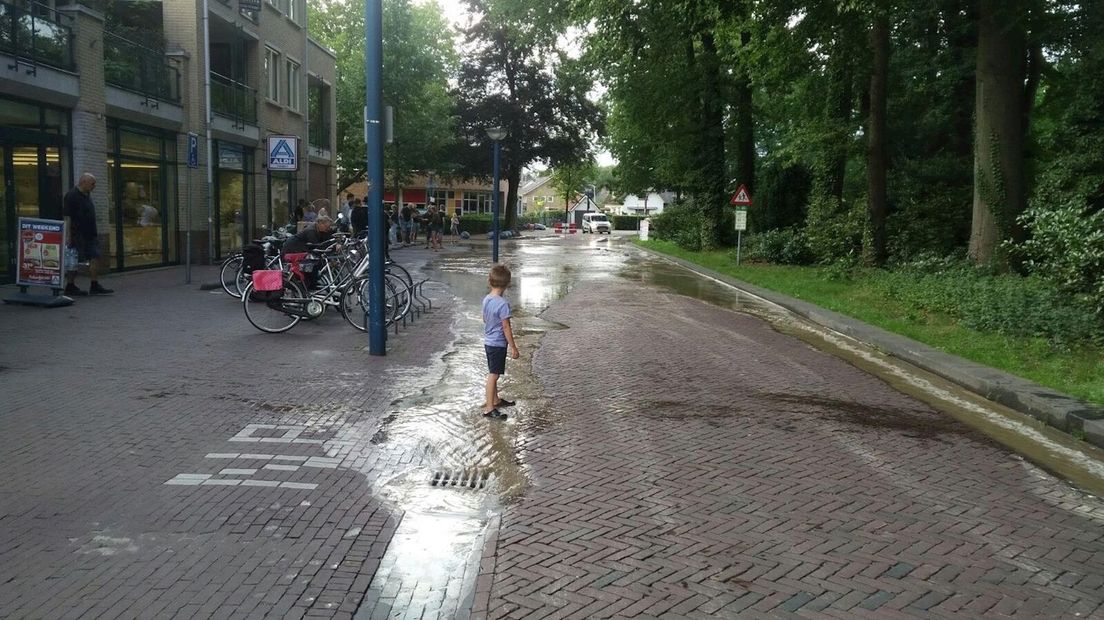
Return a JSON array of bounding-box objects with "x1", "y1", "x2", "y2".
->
[
  {"x1": 119, "y1": 129, "x2": 161, "y2": 159},
  {"x1": 0, "y1": 99, "x2": 39, "y2": 129}
]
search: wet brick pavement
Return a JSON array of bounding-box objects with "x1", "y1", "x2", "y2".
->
[
  {"x1": 471, "y1": 250, "x2": 1104, "y2": 619},
  {"x1": 4, "y1": 236, "x2": 1104, "y2": 620},
  {"x1": 0, "y1": 254, "x2": 454, "y2": 620}
]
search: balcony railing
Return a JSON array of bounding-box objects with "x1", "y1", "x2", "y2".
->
[
  {"x1": 104, "y1": 32, "x2": 180, "y2": 104},
  {"x1": 0, "y1": 0, "x2": 74, "y2": 71},
  {"x1": 214, "y1": 0, "x2": 258, "y2": 23},
  {"x1": 210, "y1": 71, "x2": 257, "y2": 126},
  {"x1": 308, "y1": 121, "x2": 330, "y2": 151}
]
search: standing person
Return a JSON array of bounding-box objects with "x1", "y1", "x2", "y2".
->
[
  {"x1": 293, "y1": 199, "x2": 305, "y2": 225},
  {"x1": 340, "y1": 193, "x2": 353, "y2": 222},
  {"x1": 400, "y1": 202, "x2": 414, "y2": 245},
  {"x1": 303, "y1": 205, "x2": 317, "y2": 223},
  {"x1": 63, "y1": 173, "x2": 112, "y2": 296},
  {"x1": 430, "y1": 205, "x2": 445, "y2": 250},
  {"x1": 350, "y1": 198, "x2": 368, "y2": 235},
  {"x1": 451, "y1": 212, "x2": 461, "y2": 242},
  {"x1": 388, "y1": 203, "x2": 399, "y2": 247},
  {"x1": 481, "y1": 264, "x2": 519, "y2": 419}
]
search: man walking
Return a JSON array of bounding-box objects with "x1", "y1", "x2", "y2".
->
[{"x1": 64, "y1": 173, "x2": 112, "y2": 296}]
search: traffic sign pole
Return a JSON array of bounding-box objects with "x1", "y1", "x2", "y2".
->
[{"x1": 729, "y1": 184, "x2": 751, "y2": 266}]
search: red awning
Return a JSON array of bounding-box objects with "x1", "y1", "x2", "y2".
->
[{"x1": 381, "y1": 189, "x2": 428, "y2": 203}]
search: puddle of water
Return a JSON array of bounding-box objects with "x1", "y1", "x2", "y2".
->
[{"x1": 350, "y1": 243, "x2": 589, "y2": 618}]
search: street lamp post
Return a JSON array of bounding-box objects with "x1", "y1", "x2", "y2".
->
[{"x1": 487, "y1": 127, "x2": 507, "y2": 263}]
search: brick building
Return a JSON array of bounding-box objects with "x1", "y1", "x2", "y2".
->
[{"x1": 0, "y1": 0, "x2": 336, "y2": 282}]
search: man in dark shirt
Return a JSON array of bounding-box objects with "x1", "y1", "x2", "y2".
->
[
  {"x1": 63, "y1": 173, "x2": 112, "y2": 296},
  {"x1": 350, "y1": 198, "x2": 368, "y2": 235},
  {"x1": 400, "y1": 203, "x2": 414, "y2": 245},
  {"x1": 281, "y1": 215, "x2": 336, "y2": 255}
]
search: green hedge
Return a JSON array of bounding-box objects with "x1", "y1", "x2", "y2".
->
[
  {"x1": 459, "y1": 214, "x2": 494, "y2": 235},
  {"x1": 611, "y1": 215, "x2": 644, "y2": 230}
]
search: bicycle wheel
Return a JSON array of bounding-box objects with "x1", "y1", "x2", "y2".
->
[
  {"x1": 341, "y1": 275, "x2": 397, "y2": 331},
  {"x1": 220, "y1": 254, "x2": 244, "y2": 297},
  {"x1": 386, "y1": 261, "x2": 414, "y2": 290},
  {"x1": 387, "y1": 272, "x2": 412, "y2": 322},
  {"x1": 242, "y1": 275, "x2": 305, "y2": 333}
]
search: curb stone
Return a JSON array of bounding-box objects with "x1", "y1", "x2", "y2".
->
[{"x1": 634, "y1": 244, "x2": 1104, "y2": 451}]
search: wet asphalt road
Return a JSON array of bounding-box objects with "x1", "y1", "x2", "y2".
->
[{"x1": 1, "y1": 232, "x2": 1103, "y2": 619}]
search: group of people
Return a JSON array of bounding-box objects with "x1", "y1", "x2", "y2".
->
[
  {"x1": 283, "y1": 193, "x2": 464, "y2": 254},
  {"x1": 324, "y1": 193, "x2": 461, "y2": 251},
  {"x1": 393, "y1": 200, "x2": 458, "y2": 251}
]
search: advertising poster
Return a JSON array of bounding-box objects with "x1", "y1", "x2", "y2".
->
[{"x1": 17, "y1": 218, "x2": 66, "y2": 288}]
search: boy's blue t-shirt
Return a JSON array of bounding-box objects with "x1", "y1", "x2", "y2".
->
[{"x1": 482, "y1": 294, "x2": 511, "y2": 347}]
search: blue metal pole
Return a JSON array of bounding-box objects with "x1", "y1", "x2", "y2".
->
[
  {"x1": 365, "y1": 0, "x2": 386, "y2": 355},
  {"x1": 492, "y1": 139, "x2": 501, "y2": 263}
]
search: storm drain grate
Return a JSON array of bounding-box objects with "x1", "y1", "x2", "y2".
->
[{"x1": 431, "y1": 469, "x2": 491, "y2": 490}]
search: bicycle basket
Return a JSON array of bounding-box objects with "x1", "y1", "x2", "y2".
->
[{"x1": 252, "y1": 270, "x2": 284, "y2": 292}]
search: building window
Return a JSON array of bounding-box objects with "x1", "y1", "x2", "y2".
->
[
  {"x1": 287, "y1": 0, "x2": 299, "y2": 23},
  {"x1": 264, "y1": 47, "x2": 280, "y2": 103},
  {"x1": 461, "y1": 191, "x2": 492, "y2": 214},
  {"x1": 286, "y1": 60, "x2": 301, "y2": 112}
]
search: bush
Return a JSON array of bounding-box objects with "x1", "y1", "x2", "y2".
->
[
  {"x1": 744, "y1": 227, "x2": 813, "y2": 264},
  {"x1": 459, "y1": 214, "x2": 494, "y2": 235},
  {"x1": 611, "y1": 215, "x2": 644, "y2": 230},
  {"x1": 651, "y1": 201, "x2": 702, "y2": 250},
  {"x1": 804, "y1": 196, "x2": 865, "y2": 264},
  {"x1": 1018, "y1": 201, "x2": 1104, "y2": 318},
  {"x1": 869, "y1": 259, "x2": 1104, "y2": 349}
]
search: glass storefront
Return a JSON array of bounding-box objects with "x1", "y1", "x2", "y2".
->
[
  {"x1": 1, "y1": 96, "x2": 70, "y2": 283},
  {"x1": 269, "y1": 172, "x2": 295, "y2": 230},
  {"x1": 105, "y1": 122, "x2": 177, "y2": 270},
  {"x1": 215, "y1": 142, "x2": 252, "y2": 258}
]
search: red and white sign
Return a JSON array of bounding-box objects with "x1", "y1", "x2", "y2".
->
[
  {"x1": 730, "y1": 184, "x2": 752, "y2": 206},
  {"x1": 17, "y1": 217, "x2": 65, "y2": 288}
]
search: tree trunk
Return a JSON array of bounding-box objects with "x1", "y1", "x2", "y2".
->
[
  {"x1": 970, "y1": 0, "x2": 1028, "y2": 266},
  {"x1": 504, "y1": 163, "x2": 520, "y2": 230},
  {"x1": 867, "y1": 14, "x2": 890, "y2": 266},
  {"x1": 734, "y1": 30, "x2": 755, "y2": 196},
  {"x1": 827, "y1": 48, "x2": 854, "y2": 205},
  {"x1": 697, "y1": 30, "x2": 727, "y2": 250}
]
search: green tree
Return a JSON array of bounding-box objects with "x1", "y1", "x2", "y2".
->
[
  {"x1": 309, "y1": 0, "x2": 458, "y2": 191},
  {"x1": 550, "y1": 160, "x2": 597, "y2": 216},
  {"x1": 453, "y1": 0, "x2": 603, "y2": 230}
]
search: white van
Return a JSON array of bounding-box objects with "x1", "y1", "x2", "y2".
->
[{"x1": 582, "y1": 212, "x2": 612, "y2": 234}]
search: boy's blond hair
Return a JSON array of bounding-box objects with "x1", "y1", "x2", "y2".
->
[{"x1": 489, "y1": 264, "x2": 512, "y2": 289}]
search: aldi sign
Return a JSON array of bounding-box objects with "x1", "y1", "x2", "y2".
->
[
  {"x1": 267, "y1": 136, "x2": 299, "y2": 171},
  {"x1": 239, "y1": 0, "x2": 261, "y2": 11}
]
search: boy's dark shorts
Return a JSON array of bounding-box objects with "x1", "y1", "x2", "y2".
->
[{"x1": 485, "y1": 345, "x2": 507, "y2": 375}]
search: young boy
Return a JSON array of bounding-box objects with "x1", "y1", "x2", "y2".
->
[{"x1": 483, "y1": 264, "x2": 520, "y2": 419}]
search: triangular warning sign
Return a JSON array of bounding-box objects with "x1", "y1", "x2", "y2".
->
[{"x1": 730, "y1": 184, "x2": 752, "y2": 206}]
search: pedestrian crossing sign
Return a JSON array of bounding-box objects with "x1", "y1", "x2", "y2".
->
[{"x1": 267, "y1": 136, "x2": 299, "y2": 171}]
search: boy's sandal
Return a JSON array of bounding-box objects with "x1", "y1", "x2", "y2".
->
[
  {"x1": 495, "y1": 399, "x2": 516, "y2": 408},
  {"x1": 483, "y1": 409, "x2": 508, "y2": 420}
]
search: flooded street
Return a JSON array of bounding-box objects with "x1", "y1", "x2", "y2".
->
[
  {"x1": 2, "y1": 234, "x2": 1101, "y2": 619},
  {"x1": 353, "y1": 233, "x2": 1104, "y2": 618}
]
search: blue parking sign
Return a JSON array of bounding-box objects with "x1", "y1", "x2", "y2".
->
[{"x1": 187, "y1": 133, "x2": 199, "y2": 169}]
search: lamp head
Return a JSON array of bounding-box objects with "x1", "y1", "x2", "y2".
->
[{"x1": 486, "y1": 127, "x2": 508, "y2": 141}]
